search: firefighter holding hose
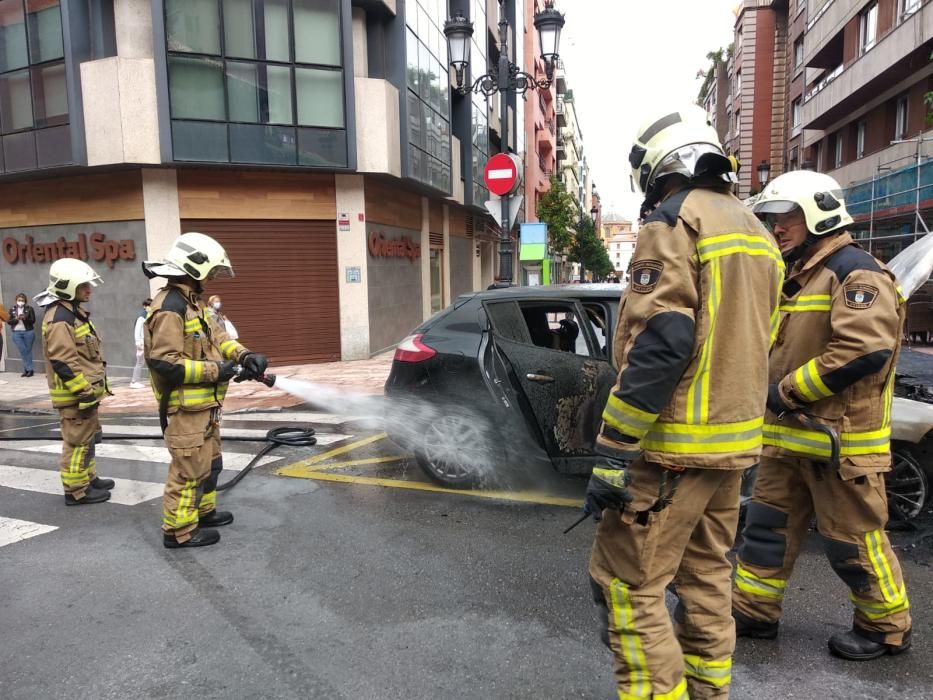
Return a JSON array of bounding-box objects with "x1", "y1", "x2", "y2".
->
[{"x1": 142, "y1": 232, "x2": 268, "y2": 549}]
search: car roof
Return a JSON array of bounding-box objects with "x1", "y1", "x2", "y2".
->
[{"x1": 462, "y1": 284, "x2": 624, "y2": 302}]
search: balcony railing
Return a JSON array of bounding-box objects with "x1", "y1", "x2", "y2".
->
[
  {"x1": 545, "y1": 118, "x2": 555, "y2": 135},
  {"x1": 846, "y1": 159, "x2": 933, "y2": 219}
]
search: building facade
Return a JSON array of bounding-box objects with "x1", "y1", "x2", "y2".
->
[
  {"x1": 601, "y1": 217, "x2": 636, "y2": 281},
  {"x1": 0, "y1": 0, "x2": 541, "y2": 375}
]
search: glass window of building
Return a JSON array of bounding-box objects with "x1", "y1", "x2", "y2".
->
[
  {"x1": 0, "y1": 0, "x2": 69, "y2": 173},
  {"x1": 859, "y1": 2, "x2": 878, "y2": 54},
  {"x1": 794, "y1": 37, "x2": 804, "y2": 69},
  {"x1": 856, "y1": 120, "x2": 866, "y2": 159},
  {"x1": 404, "y1": 0, "x2": 450, "y2": 192},
  {"x1": 164, "y1": 0, "x2": 347, "y2": 166},
  {"x1": 895, "y1": 95, "x2": 908, "y2": 141}
]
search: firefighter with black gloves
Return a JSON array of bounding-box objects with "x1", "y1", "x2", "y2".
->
[
  {"x1": 732, "y1": 171, "x2": 911, "y2": 661},
  {"x1": 587, "y1": 105, "x2": 783, "y2": 700},
  {"x1": 36, "y1": 259, "x2": 115, "y2": 505},
  {"x1": 142, "y1": 232, "x2": 268, "y2": 549}
]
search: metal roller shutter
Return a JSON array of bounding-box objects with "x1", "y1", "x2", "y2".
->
[{"x1": 182, "y1": 219, "x2": 341, "y2": 365}]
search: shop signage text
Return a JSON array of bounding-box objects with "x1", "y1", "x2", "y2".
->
[
  {"x1": 2, "y1": 233, "x2": 136, "y2": 268},
  {"x1": 368, "y1": 231, "x2": 421, "y2": 261}
]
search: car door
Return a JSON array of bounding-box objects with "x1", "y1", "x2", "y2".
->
[{"x1": 483, "y1": 298, "x2": 617, "y2": 458}]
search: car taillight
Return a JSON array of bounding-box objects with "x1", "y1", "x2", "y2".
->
[{"x1": 394, "y1": 333, "x2": 437, "y2": 363}]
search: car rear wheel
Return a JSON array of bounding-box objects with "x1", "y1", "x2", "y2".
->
[
  {"x1": 416, "y1": 412, "x2": 500, "y2": 488},
  {"x1": 886, "y1": 446, "x2": 929, "y2": 521}
]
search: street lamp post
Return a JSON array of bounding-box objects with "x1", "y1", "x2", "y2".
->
[
  {"x1": 444, "y1": 1, "x2": 565, "y2": 287},
  {"x1": 757, "y1": 159, "x2": 771, "y2": 190}
]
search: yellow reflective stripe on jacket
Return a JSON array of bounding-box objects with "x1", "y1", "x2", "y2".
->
[
  {"x1": 183, "y1": 317, "x2": 202, "y2": 333},
  {"x1": 763, "y1": 423, "x2": 891, "y2": 457},
  {"x1": 73, "y1": 322, "x2": 92, "y2": 339},
  {"x1": 609, "y1": 578, "x2": 651, "y2": 699},
  {"x1": 652, "y1": 677, "x2": 689, "y2": 700},
  {"x1": 896, "y1": 285, "x2": 907, "y2": 304},
  {"x1": 682, "y1": 655, "x2": 732, "y2": 689},
  {"x1": 882, "y1": 373, "x2": 895, "y2": 428},
  {"x1": 153, "y1": 384, "x2": 227, "y2": 409},
  {"x1": 793, "y1": 358, "x2": 834, "y2": 402},
  {"x1": 779, "y1": 294, "x2": 832, "y2": 312},
  {"x1": 687, "y1": 257, "x2": 721, "y2": 424},
  {"x1": 865, "y1": 529, "x2": 901, "y2": 604},
  {"x1": 696, "y1": 233, "x2": 784, "y2": 267},
  {"x1": 640, "y1": 418, "x2": 763, "y2": 455},
  {"x1": 63, "y1": 373, "x2": 91, "y2": 393},
  {"x1": 183, "y1": 360, "x2": 204, "y2": 384},
  {"x1": 219, "y1": 339, "x2": 241, "y2": 359},
  {"x1": 603, "y1": 395, "x2": 659, "y2": 441},
  {"x1": 735, "y1": 564, "x2": 786, "y2": 600}
]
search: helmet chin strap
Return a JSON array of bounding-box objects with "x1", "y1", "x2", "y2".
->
[{"x1": 782, "y1": 234, "x2": 818, "y2": 266}]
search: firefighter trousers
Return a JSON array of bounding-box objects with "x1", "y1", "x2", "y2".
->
[
  {"x1": 733, "y1": 456, "x2": 910, "y2": 645},
  {"x1": 58, "y1": 405, "x2": 102, "y2": 499},
  {"x1": 590, "y1": 458, "x2": 742, "y2": 700},
  {"x1": 162, "y1": 408, "x2": 223, "y2": 543}
]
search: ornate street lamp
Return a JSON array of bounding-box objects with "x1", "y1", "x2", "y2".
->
[
  {"x1": 444, "y1": 1, "x2": 566, "y2": 286},
  {"x1": 757, "y1": 159, "x2": 772, "y2": 188}
]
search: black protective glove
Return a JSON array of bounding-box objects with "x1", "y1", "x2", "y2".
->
[
  {"x1": 238, "y1": 352, "x2": 268, "y2": 381},
  {"x1": 585, "y1": 442, "x2": 639, "y2": 521},
  {"x1": 216, "y1": 360, "x2": 237, "y2": 382},
  {"x1": 766, "y1": 383, "x2": 797, "y2": 416}
]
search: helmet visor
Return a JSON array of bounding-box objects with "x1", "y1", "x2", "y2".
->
[
  {"x1": 752, "y1": 199, "x2": 800, "y2": 216},
  {"x1": 206, "y1": 264, "x2": 234, "y2": 280}
]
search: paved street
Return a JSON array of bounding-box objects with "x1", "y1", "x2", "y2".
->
[{"x1": 0, "y1": 408, "x2": 932, "y2": 699}]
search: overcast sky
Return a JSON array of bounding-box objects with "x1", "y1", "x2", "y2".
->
[{"x1": 558, "y1": 1, "x2": 739, "y2": 222}]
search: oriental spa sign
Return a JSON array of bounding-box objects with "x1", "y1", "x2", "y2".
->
[{"x1": 2, "y1": 232, "x2": 136, "y2": 268}]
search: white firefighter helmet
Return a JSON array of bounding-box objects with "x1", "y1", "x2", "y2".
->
[
  {"x1": 629, "y1": 105, "x2": 735, "y2": 196},
  {"x1": 142, "y1": 232, "x2": 234, "y2": 281},
  {"x1": 35, "y1": 258, "x2": 103, "y2": 305},
  {"x1": 753, "y1": 170, "x2": 854, "y2": 236}
]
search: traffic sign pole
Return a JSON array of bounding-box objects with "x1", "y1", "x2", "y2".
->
[{"x1": 483, "y1": 152, "x2": 523, "y2": 287}]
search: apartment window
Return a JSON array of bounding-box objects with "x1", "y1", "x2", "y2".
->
[
  {"x1": 902, "y1": 0, "x2": 921, "y2": 19},
  {"x1": 792, "y1": 98, "x2": 801, "y2": 128},
  {"x1": 895, "y1": 95, "x2": 909, "y2": 140},
  {"x1": 405, "y1": 0, "x2": 451, "y2": 193},
  {"x1": 735, "y1": 109, "x2": 741, "y2": 138},
  {"x1": 834, "y1": 132, "x2": 844, "y2": 168},
  {"x1": 0, "y1": 0, "x2": 70, "y2": 172},
  {"x1": 794, "y1": 37, "x2": 804, "y2": 69},
  {"x1": 164, "y1": 0, "x2": 348, "y2": 167},
  {"x1": 856, "y1": 120, "x2": 866, "y2": 158},
  {"x1": 735, "y1": 69, "x2": 741, "y2": 97},
  {"x1": 859, "y1": 2, "x2": 878, "y2": 54}
]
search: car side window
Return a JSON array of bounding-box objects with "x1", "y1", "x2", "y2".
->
[
  {"x1": 484, "y1": 301, "x2": 533, "y2": 344},
  {"x1": 583, "y1": 303, "x2": 610, "y2": 359},
  {"x1": 518, "y1": 302, "x2": 592, "y2": 357}
]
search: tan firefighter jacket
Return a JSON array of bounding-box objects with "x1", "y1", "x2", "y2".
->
[
  {"x1": 764, "y1": 232, "x2": 905, "y2": 475},
  {"x1": 42, "y1": 301, "x2": 108, "y2": 409},
  {"x1": 597, "y1": 185, "x2": 784, "y2": 469},
  {"x1": 144, "y1": 280, "x2": 249, "y2": 414}
]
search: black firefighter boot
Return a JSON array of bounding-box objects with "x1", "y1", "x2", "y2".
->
[
  {"x1": 163, "y1": 527, "x2": 221, "y2": 549},
  {"x1": 64, "y1": 486, "x2": 111, "y2": 505},
  {"x1": 828, "y1": 627, "x2": 912, "y2": 661},
  {"x1": 199, "y1": 510, "x2": 234, "y2": 527},
  {"x1": 733, "y1": 608, "x2": 780, "y2": 640},
  {"x1": 90, "y1": 477, "x2": 115, "y2": 490}
]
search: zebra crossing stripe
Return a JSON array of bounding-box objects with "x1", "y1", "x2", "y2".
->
[
  {"x1": 0, "y1": 465, "x2": 164, "y2": 505},
  {"x1": 0, "y1": 516, "x2": 57, "y2": 548}
]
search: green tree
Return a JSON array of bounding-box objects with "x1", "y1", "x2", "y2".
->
[
  {"x1": 536, "y1": 176, "x2": 577, "y2": 254},
  {"x1": 570, "y1": 214, "x2": 614, "y2": 281}
]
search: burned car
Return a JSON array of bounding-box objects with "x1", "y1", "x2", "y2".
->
[{"x1": 384, "y1": 285, "x2": 933, "y2": 519}]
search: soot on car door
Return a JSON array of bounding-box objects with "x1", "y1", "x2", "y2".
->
[{"x1": 484, "y1": 299, "x2": 616, "y2": 459}]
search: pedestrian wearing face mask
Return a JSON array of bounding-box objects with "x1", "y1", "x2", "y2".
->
[
  {"x1": 8, "y1": 292, "x2": 37, "y2": 377},
  {"x1": 130, "y1": 298, "x2": 152, "y2": 389},
  {"x1": 207, "y1": 295, "x2": 238, "y2": 340}
]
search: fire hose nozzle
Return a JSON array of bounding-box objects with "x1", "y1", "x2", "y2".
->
[{"x1": 257, "y1": 373, "x2": 276, "y2": 388}]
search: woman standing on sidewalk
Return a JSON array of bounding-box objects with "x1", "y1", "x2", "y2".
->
[{"x1": 8, "y1": 293, "x2": 36, "y2": 377}]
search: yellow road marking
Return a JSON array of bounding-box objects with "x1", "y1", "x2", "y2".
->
[
  {"x1": 281, "y1": 455, "x2": 409, "y2": 474},
  {"x1": 288, "y1": 432, "x2": 389, "y2": 468},
  {"x1": 275, "y1": 469, "x2": 582, "y2": 508}
]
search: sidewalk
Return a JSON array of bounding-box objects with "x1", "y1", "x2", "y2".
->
[{"x1": 0, "y1": 354, "x2": 393, "y2": 415}]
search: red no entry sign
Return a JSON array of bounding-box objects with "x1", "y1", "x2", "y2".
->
[{"x1": 484, "y1": 153, "x2": 523, "y2": 196}]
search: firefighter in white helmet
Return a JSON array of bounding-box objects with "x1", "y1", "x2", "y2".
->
[
  {"x1": 586, "y1": 105, "x2": 783, "y2": 699},
  {"x1": 142, "y1": 232, "x2": 268, "y2": 548},
  {"x1": 36, "y1": 258, "x2": 114, "y2": 505},
  {"x1": 732, "y1": 170, "x2": 911, "y2": 660}
]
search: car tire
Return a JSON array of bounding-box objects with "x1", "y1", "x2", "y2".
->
[
  {"x1": 415, "y1": 411, "x2": 502, "y2": 489},
  {"x1": 886, "y1": 445, "x2": 929, "y2": 521}
]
